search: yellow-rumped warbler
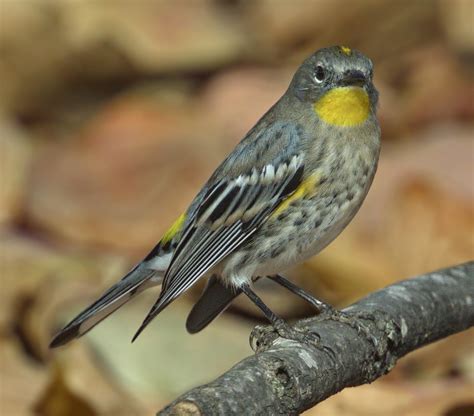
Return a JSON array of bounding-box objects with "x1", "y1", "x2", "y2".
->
[{"x1": 50, "y1": 46, "x2": 380, "y2": 348}]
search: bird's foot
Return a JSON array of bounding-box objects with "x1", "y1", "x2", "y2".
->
[
  {"x1": 324, "y1": 308, "x2": 379, "y2": 349},
  {"x1": 250, "y1": 318, "x2": 320, "y2": 352},
  {"x1": 274, "y1": 318, "x2": 321, "y2": 345}
]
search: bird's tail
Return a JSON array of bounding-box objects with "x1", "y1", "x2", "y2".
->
[
  {"x1": 186, "y1": 275, "x2": 241, "y2": 334},
  {"x1": 50, "y1": 264, "x2": 161, "y2": 348}
]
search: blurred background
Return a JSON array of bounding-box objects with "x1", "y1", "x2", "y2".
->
[{"x1": 1, "y1": 0, "x2": 473, "y2": 415}]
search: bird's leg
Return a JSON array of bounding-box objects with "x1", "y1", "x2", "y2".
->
[
  {"x1": 266, "y1": 274, "x2": 335, "y2": 315},
  {"x1": 240, "y1": 283, "x2": 320, "y2": 349},
  {"x1": 267, "y1": 274, "x2": 378, "y2": 348}
]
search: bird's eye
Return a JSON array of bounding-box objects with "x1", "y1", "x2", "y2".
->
[{"x1": 314, "y1": 65, "x2": 326, "y2": 83}]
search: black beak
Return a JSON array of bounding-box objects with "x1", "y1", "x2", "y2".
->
[{"x1": 341, "y1": 70, "x2": 366, "y2": 87}]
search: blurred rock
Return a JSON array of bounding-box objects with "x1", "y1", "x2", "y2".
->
[{"x1": 0, "y1": 118, "x2": 33, "y2": 226}]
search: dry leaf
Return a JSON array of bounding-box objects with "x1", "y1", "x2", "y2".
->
[
  {"x1": 25, "y1": 91, "x2": 221, "y2": 255},
  {"x1": 0, "y1": 339, "x2": 48, "y2": 416},
  {"x1": 307, "y1": 379, "x2": 474, "y2": 416},
  {"x1": 1, "y1": 231, "x2": 125, "y2": 360}
]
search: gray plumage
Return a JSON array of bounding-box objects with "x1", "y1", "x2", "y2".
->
[{"x1": 50, "y1": 46, "x2": 381, "y2": 347}]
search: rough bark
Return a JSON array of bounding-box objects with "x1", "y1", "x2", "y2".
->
[{"x1": 158, "y1": 261, "x2": 474, "y2": 416}]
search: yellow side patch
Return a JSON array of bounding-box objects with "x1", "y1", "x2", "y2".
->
[
  {"x1": 340, "y1": 45, "x2": 352, "y2": 55},
  {"x1": 272, "y1": 174, "x2": 319, "y2": 217},
  {"x1": 314, "y1": 87, "x2": 369, "y2": 127},
  {"x1": 161, "y1": 213, "x2": 186, "y2": 244}
]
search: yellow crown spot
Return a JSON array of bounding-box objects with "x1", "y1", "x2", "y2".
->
[
  {"x1": 340, "y1": 46, "x2": 352, "y2": 55},
  {"x1": 161, "y1": 213, "x2": 186, "y2": 244},
  {"x1": 314, "y1": 87, "x2": 369, "y2": 127},
  {"x1": 272, "y1": 174, "x2": 319, "y2": 217}
]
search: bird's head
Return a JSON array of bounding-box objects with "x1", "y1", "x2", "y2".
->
[{"x1": 291, "y1": 46, "x2": 378, "y2": 127}]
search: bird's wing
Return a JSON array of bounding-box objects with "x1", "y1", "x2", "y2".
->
[{"x1": 132, "y1": 122, "x2": 305, "y2": 340}]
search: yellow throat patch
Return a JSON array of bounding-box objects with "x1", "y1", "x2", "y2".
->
[{"x1": 314, "y1": 87, "x2": 370, "y2": 127}]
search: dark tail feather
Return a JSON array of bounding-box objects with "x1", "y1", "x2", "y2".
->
[
  {"x1": 186, "y1": 275, "x2": 241, "y2": 334},
  {"x1": 50, "y1": 264, "x2": 160, "y2": 348}
]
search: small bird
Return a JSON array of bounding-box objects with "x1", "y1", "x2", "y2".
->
[{"x1": 50, "y1": 46, "x2": 380, "y2": 348}]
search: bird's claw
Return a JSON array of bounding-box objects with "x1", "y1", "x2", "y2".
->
[
  {"x1": 249, "y1": 325, "x2": 278, "y2": 352},
  {"x1": 250, "y1": 319, "x2": 321, "y2": 352},
  {"x1": 274, "y1": 318, "x2": 321, "y2": 345},
  {"x1": 327, "y1": 309, "x2": 379, "y2": 350}
]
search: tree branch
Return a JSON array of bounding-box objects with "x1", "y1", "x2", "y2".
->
[{"x1": 158, "y1": 262, "x2": 474, "y2": 416}]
